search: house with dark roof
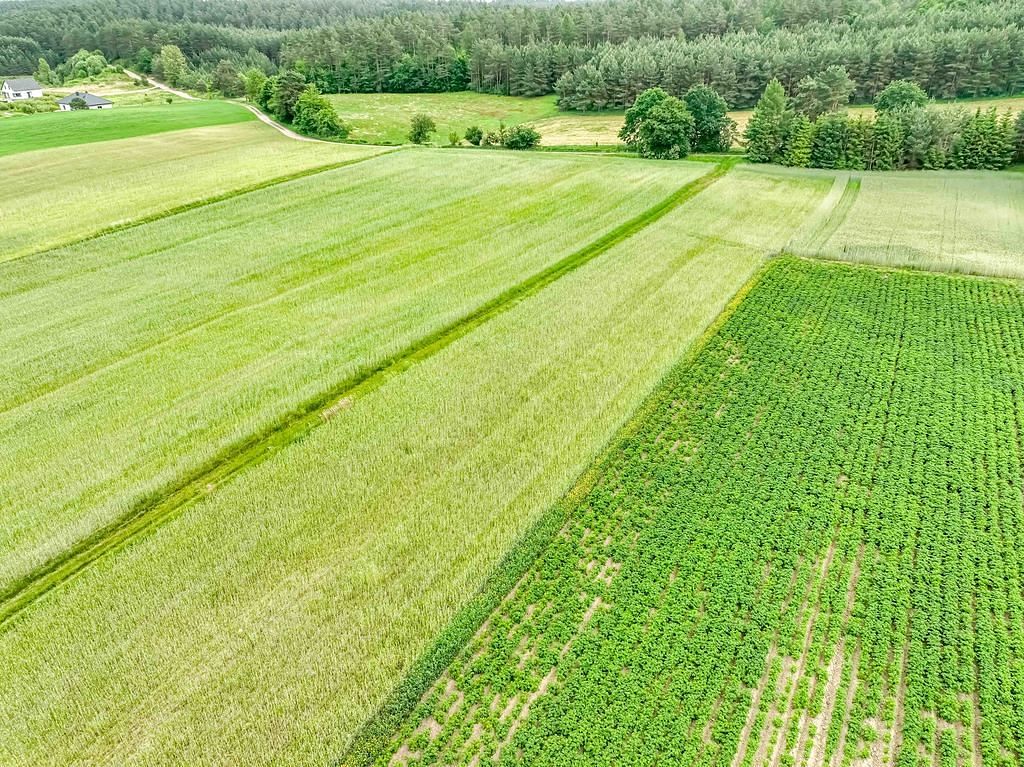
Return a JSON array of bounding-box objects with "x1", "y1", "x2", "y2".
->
[
  {"x1": 1, "y1": 77, "x2": 44, "y2": 101},
  {"x1": 57, "y1": 91, "x2": 113, "y2": 111}
]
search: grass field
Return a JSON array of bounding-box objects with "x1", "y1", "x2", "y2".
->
[
  {"x1": 0, "y1": 162, "x2": 837, "y2": 767},
  {"x1": 0, "y1": 121, "x2": 387, "y2": 260},
  {"x1": 327, "y1": 92, "x2": 1024, "y2": 147},
  {"x1": 375, "y1": 257, "x2": 1024, "y2": 767},
  {"x1": 328, "y1": 92, "x2": 563, "y2": 144},
  {"x1": 0, "y1": 100, "x2": 250, "y2": 157}
]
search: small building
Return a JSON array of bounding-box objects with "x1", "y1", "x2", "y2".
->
[
  {"x1": 57, "y1": 92, "x2": 113, "y2": 111},
  {"x1": 1, "y1": 77, "x2": 44, "y2": 101}
]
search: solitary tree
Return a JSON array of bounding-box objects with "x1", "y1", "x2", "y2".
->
[
  {"x1": 464, "y1": 125, "x2": 483, "y2": 145},
  {"x1": 69, "y1": 96, "x2": 88, "y2": 110},
  {"x1": 874, "y1": 80, "x2": 929, "y2": 114},
  {"x1": 293, "y1": 85, "x2": 347, "y2": 138},
  {"x1": 408, "y1": 113, "x2": 436, "y2": 144},
  {"x1": 745, "y1": 79, "x2": 788, "y2": 163}
]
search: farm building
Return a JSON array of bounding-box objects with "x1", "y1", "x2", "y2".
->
[
  {"x1": 57, "y1": 92, "x2": 113, "y2": 111},
  {"x1": 1, "y1": 77, "x2": 44, "y2": 101}
]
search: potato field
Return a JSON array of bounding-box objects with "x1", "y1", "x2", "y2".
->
[{"x1": 375, "y1": 259, "x2": 1024, "y2": 767}]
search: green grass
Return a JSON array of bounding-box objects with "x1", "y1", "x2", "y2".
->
[
  {"x1": 0, "y1": 100, "x2": 252, "y2": 157},
  {"x1": 328, "y1": 91, "x2": 562, "y2": 144},
  {"x1": 783, "y1": 168, "x2": 1024, "y2": 277},
  {"x1": 0, "y1": 150, "x2": 707, "y2": 597},
  {"x1": 0, "y1": 121, "x2": 387, "y2": 260},
  {"x1": 0, "y1": 164, "x2": 833, "y2": 767},
  {"x1": 370, "y1": 257, "x2": 1024, "y2": 767}
]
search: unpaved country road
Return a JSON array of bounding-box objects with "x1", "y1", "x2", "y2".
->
[{"x1": 123, "y1": 70, "x2": 331, "y2": 143}]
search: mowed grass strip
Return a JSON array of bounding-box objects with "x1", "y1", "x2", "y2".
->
[
  {"x1": 0, "y1": 151, "x2": 706, "y2": 596},
  {"x1": 0, "y1": 169, "x2": 830, "y2": 767},
  {"x1": 0, "y1": 121, "x2": 387, "y2": 260},
  {"x1": 373, "y1": 258, "x2": 1024, "y2": 767},
  {"x1": 0, "y1": 100, "x2": 252, "y2": 157},
  {"x1": 786, "y1": 168, "x2": 1024, "y2": 278}
]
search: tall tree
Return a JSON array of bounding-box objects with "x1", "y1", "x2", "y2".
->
[
  {"x1": 683, "y1": 84, "x2": 733, "y2": 152},
  {"x1": 875, "y1": 79, "x2": 929, "y2": 114},
  {"x1": 744, "y1": 78, "x2": 787, "y2": 163},
  {"x1": 158, "y1": 45, "x2": 188, "y2": 87}
]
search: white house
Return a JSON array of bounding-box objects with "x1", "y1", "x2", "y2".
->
[
  {"x1": 57, "y1": 91, "x2": 113, "y2": 111},
  {"x1": 1, "y1": 77, "x2": 44, "y2": 101}
]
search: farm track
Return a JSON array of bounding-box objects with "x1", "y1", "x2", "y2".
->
[
  {"x1": 2, "y1": 149, "x2": 396, "y2": 268},
  {"x1": 0, "y1": 159, "x2": 734, "y2": 630}
]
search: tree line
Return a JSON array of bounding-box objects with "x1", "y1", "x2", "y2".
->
[
  {"x1": 745, "y1": 77, "x2": 1024, "y2": 170},
  {"x1": 4, "y1": 0, "x2": 1024, "y2": 113}
]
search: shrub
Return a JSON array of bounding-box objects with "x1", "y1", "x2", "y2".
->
[
  {"x1": 502, "y1": 124, "x2": 541, "y2": 150},
  {"x1": 464, "y1": 125, "x2": 483, "y2": 145},
  {"x1": 408, "y1": 113, "x2": 436, "y2": 144}
]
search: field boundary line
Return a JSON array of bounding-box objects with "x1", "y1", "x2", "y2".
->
[
  {"x1": 339, "y1": 249, "x2": 774, "y2": 767},
  {"x1": 1, "y1": 149, "x2": 397, "y2": 268},
  {"x1": 0, "y1": 160, "x2": 732, "y2": 631},
  {"x1": 786, "y1": 174, "x2": 861, "y2": 256}
]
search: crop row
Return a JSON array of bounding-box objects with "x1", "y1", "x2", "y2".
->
[{"x1": 375, "y1": 258, "x2": 1024, "y2": 767}]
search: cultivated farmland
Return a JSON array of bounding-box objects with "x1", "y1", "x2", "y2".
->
[
  {"x1": 376, "y1": 258, "x2": 1024, "y2": 767},
  {"x1": 0, "y1": 121, "x2": 387, "y2": 259},
  {"x1": 0, "y1": 163, "x2": 833, "y2": 767}
]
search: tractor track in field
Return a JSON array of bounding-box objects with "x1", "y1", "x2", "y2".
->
[
  {"x1": 1, "y1": 150, "x2": 396, "y2": 269},
  {"x1": 0, "y1": 159, "x2": 735, "y2": 630}
]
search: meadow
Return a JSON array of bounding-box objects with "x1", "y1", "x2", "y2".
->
[
  {"x1": 0, "y1": 121, "x2": 386, "y2": 260},
  {"x1": 327, "y1": 91, "x2": 563, "y2": 144},
  {"x1": 0, "y1": 100, "x2": 251, "y2": 156},
  {"x1": 326, "y1": 91, "x2": 1024, "y2": 147},
  {"x1": 0, "y1": 163, "x2": 834, "y2": 767},
  {"x1": 375, "y1": 257, "x2": 1024, "y2": 767}
]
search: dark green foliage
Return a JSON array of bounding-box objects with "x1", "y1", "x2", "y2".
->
[
  {"x1": 212, "y1": 59, "x2": 242, "y2": 98},
  {"x1": 620, "y1": 88, "x2": 693, "y2": 159},
  {"x1": 463, "y1": 125, "x2": 483, "y2": 146},
  {"x1": 810, "y1": 112, "x2": 851, "y2": 169},
  {"x1": 744, "y1": 79, "x2": 787, "y2": 164},
  {"x1": 871, "y1": 112, "x2": 905, "y2": 170},
  {"x1": 683, "y1": 84, "x2": 734, "y2": 152},
  {"x1": 35, "y1": 57, "x2": 51, "y2": 85},
  {"x1": 875, "y1": 79, "x2": 929, "y2": 113},
  {"x1": 370, "y1": 258, "x2": 1024, "y2": 767},
  {"x1": 782, "y1": 112, "x2": 813, "y2": 167},
  {"x1": 135, "y1": 46, "x2": 152, "y2": 74},
  {"x1": 292, "y1": 84, "x2": 347, "y2": 138},
  {"x1": 408, "y1": 113, "x2": 436, "y2": 144},
  {"x1": 68, "y1": 96, "x2": 88, "y2": 111},
  {"x1": 793, "y1": 65, "x2": 855, "y2": 119},
  {"x1": 950, "y1": 108, "x2": 1016, "y2": 170},
  {"x1": 268, "y1": 69, "x2": 307, "y2": 122},
  {"x1": 502, "y1": 124, "x2": 541, "y2": 150},
  {"x1": 1015, "y1": 112, "x2": 1024, "y2": 163}
]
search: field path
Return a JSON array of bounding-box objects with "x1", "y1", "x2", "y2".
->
[
  {"x1": 123, "y1": 70, "x2": 330, "y2": 143},
  {"x1": 0, "y1": 161, "x2": 735, "y2": 629}
]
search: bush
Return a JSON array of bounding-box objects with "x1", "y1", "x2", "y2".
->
[
  {"x1": 408, "y1": 113, "x2": 436, "y2": 144},
  {"x1": 293, "y1": 84, "x2": 348, "y2": 138},
  {"x1": 448, "y1": 131, "x2": 461, "y2": 146},
  {"x1": 464, "y1": 125, "x2": 483, "y2": 145},
  {"x1": 502, "y1": 124, "x2": 541, "y2": 150}
]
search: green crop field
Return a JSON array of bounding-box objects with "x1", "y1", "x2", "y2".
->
[
  {"x1": 3, "y1": 98, "x2": 1024, "y2": 767},
  {"x1": 374, "y1": 258, "x2": 1024, "y2": 767},
  {"x1": 0, "y1": 121, "x2": 387, "y2": 260},
  {"x1": 0, "y1": 100, "x2": 252, "y2": 157},
  {"x1": 0, "y1": 160, "x2": 838, "y2": 767},
  {"x1": 0, "y1": 151, "x2": 710, "y2": 599}
]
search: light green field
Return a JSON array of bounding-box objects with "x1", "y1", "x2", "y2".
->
[
  {"x1": 328, "y1": 91, "x2": 562, "y2": 144},
  {"x1": 0, "y1": 150, "x2": 704, "y2": 595},
  {"x1": 0, "y1": 100, "x2": 251, "y2": 157},
  {"x1": 0, "y1": 164, "x2": 833, "y2": 767},
  {"x1": 783, "y1": 168, "x2": 1024, "y2": 277},
  {"x1": 0, "y1": 121, "x2": 387, "y2": 260}
]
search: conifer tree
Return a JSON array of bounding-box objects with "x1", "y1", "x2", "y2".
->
[
  {"x1": 782, "y1": 112, "x2": 813, "y2": 167},
  {"x1": 744, "y1": 78, "x2": 787, "y2": 163}
]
